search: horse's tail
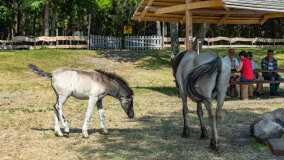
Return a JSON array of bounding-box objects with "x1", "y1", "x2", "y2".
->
[
  {"x1": 184, "y1": 52, "x2": 222, "y2": 101},
  {"x1": 28, "y1": 64, "x2": 52, "y2": 78}
]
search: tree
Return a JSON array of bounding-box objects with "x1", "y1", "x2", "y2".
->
[{"x1": 170, "y1": 22, "x2": 179, "y2": 58}]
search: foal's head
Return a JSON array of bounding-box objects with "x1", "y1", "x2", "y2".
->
[
  {"x1": 95, "y1": 69, "x2": 134, "y2": 118},
  {"x1": 119, "y1": 93, "x2": 134, "y2": 118}
]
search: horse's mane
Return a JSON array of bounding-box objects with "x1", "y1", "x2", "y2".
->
[
  {"x1": 170, "y1": 51, "x2": 188, "y2": 88},
  {"x1": 95, "y1": 69, "x2": 134, "y2": 96},
  {"x1": 171, "y1": 51, "x2": 188, "y2": 78}
]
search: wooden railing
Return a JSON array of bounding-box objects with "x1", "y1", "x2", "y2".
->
[
  {"x1": 163, "y1": 37, "x2": 284, "y2": 48},
  {"x1": 1, "y1": 36, "x2": 284, "y2": 50}
]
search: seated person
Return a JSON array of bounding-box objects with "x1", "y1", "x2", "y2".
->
[
  {"x1": 235, "y1": 51, "x2": 254, "y2": 98},
  {"x1": 248, "y1": 52, "x2": 264, "y2": 95},
  {"x1": 261, "y1": 49, "x2": 282, "y2": 96},
  {"x1": 223, "y1": 48, "x2": 239, "y2": 97}
]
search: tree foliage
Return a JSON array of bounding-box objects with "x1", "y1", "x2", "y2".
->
[{"x1": 0, "y1": 0, "x2": 283, "y2": 39}]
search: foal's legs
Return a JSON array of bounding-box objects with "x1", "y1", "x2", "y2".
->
[
  {"x1": 181, "y1": 94, "x2": 190, "y2": 138},
  {"x1": 56, "y1": 95, "x2": 69, "y2": 136},
  {"x1": 197, "y1": 102, "x2": 207, "y2": 139},
  {"x1": 54, "y1": 96, "x2": 62, "y2": 136},
  {"x1": 82, "y1": 97, "x2": 98, "y2": 138},
  {"x1": 203, "y1": 100, "x2": 219, "y2": 151},
  {"x1": 97, "y1": 99, "x2": 108, "y2": 134}
]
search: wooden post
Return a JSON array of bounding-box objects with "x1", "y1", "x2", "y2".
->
[
  {"x1": 185, "y1": 0, "x2": 193, "y2": 51},
  {"x1": 197, "y1": 38, "x2": 199, "y2": 55},
  {"x1": 11, "y1": 29, "x2": 13, "y2": 50},
  {"x1": 162, "y1": 22, "x2": 165, "y2": 49},
  {"x1": 88, "y1": 14, "x2": 91, "y2": 49},
  {"x1": 56, "y1": 29, "x2": 58, "y2": 46}
]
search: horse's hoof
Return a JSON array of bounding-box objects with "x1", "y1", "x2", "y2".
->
[
  {"x1": 55, "y1": 132, "x2": 63, "y2": 137},
  {"x1": 103, "y1": 129, "x2": 108, "y2": 135},
  {"x1": 199, "y1": 135, "x2": 208, "y2": 140},
  {"x1": 82, "y1": 135, "x2": 89, "y2": 139},
  {"x1": 209, "y1": 139, "x2": 219, "y2": 151},
  {"x1": 181, "y1": 127, "x2": 190, "y2": 138},
  {"x1": 63, "y1": 132, "x2": 70, "y2": 137}
]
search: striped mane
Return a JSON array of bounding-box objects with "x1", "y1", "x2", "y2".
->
[{"x1": 95, "y1": 69, "x2": 134, "y2": 96}]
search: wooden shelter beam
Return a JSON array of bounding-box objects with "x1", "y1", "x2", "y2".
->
[
  {"x1": 260, "y1": 13, "x2": 284, "y2": 25},
  {"x1": 155, "y1": 0, "x2": 222, "y2": 14},
  {"x1": 185, "y1": 0, "x2": 193, "y2": 50},
  {"x1": 138, "y1": 0, "x2": 155, "y2": 22}
]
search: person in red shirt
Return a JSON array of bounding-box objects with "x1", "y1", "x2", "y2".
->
[{"x1": 236, "y1": 51, "x2": 254, "y2": 82}]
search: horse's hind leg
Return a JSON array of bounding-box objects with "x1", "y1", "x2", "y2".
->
[
  {"x1": 57, "y1": 95, "x2": 69, "y2": 136},
  {"x1": 204, "y1": 100, "x2": 219, "y2": 151},
  {"x1": 197, "y1": 102, "x2": 208, "y2": 139},
  {"x1": 181, "y1": 94, "x2": 190, "y2": 138},
  {"x1": 82, "y1": 97, "x2": 98, "y2": 138},
  {"x1": 97, "y1": 99, "x2": 108, "y2": 134},
  {"x1": 54, "y1": 98, "x2": 63, "y2": 137}
]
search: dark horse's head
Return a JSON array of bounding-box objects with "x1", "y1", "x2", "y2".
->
[{"x1": 120, "y1": 94, "x2": 134, "y2": 118}]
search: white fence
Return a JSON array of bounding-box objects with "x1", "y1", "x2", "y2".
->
[
  {"x1": 125, "y1": 36, "x2": 163, "y2": 50},
  {"x1": 89, "y1": 35, "x2": 122, "y2": 50}
]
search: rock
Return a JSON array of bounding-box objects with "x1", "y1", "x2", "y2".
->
[
  {"x1": 250, "y1": 108, "x2": 284, "y2": 143},
  {"x1": 271, "y1": 108, "x2": 284, "y2": 127},
  {"x1": 250, "y1": 113, "x2": 277, "y2": 135},
  {"x1": 254, "y1": 119, "x2": 284, "y2": 143}
]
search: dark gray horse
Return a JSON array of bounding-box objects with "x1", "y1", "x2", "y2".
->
[
  {"x1": 28, "y1": 64, "x2": 134, "y2": 138},
  {"x1": 171, "y1": 50, "x2": 230, "y2": 151}
]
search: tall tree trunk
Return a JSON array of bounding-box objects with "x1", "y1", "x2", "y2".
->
[
  {"x1": 193, "y1": 23, "x2": 210, "y2": 53},
  {"x1": 156, "y1": 21, "x2": 161, "y2": 36},
  {"x1": 164, "y1": 22, "x2": 168, "y2": 37},
  {"x1": 51, "y1": 6, "x2": 57, "y2": 36},
  {"x1": 44, "y1": 3, "x2": 50, "y2": 36},
  {"x1": 17, "y1": 3, "x2": 22, "y2": 35},
  {"x1": 170, "y1": 22, "x2": 179, "y2": 58}
]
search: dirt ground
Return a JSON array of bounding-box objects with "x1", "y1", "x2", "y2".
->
[{"x1": 0, "y1": 49, "x2": 284, "y2": 160}]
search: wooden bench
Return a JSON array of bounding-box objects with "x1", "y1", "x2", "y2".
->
[{"x1": 229, "y1": 69, "x2": 284, "y2": 99}]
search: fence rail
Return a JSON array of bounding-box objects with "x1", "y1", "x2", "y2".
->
[
  {"x1": 89, "y1": 35, "x2": 122, "y2": 50},
  {"x1": 1, "y1": 36, "x2": 284, "y2": 50},
  {"x1": 164, "y1": 37, "x2": 284, "y2": 48},
  {"x1": 125, "y1": 36, "x2": 163, "y2": 50}
]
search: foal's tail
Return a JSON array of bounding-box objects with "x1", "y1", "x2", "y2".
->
[
  {"x1": 184, "y1": 52, "x2": 222, "y2": 102},
  {"x1": 28, "y1": 64, "x2": 52, "y2": 78}
]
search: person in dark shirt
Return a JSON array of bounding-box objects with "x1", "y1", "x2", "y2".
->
[{"x1": 261, "y1": 50, "x2": 282, "y2": 96}]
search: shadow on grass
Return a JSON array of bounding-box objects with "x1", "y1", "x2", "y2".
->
[
  {"x1": 96, "y1": 49, "x2": 172, "y2": 70},
  {"x1": 72, "y1": 108, "x2": 277, "y2": 159},
  {"x1": 134, "y1": 86, "x2": 180, "y2": 97}
]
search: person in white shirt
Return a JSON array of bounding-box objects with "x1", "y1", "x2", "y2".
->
[{"x1": 223, "y1": 48, "x2": 239, "y2": 97}]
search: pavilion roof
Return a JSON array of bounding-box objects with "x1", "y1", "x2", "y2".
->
[{"x1": 132, "y1": 0, "x2": 284, "y2": 24}]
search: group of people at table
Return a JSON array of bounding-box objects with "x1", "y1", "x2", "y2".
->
[{"x1": 224, "y1": 49, "x2": 282, "y2": 98}]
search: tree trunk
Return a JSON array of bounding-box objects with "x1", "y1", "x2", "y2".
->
[
  {"x1": 156, "y1": 21, "x2": 161, "y2": 36},
  {"x1": 170, "y1": 22, "x2": 179, "y2": 58},
  {"x1": 164, "y1": 22, "x2": 168, "y2": 37},
  {"x1": 44, "y1": 3, "x2": 50, "y2": 36},
  {"x1": 50, "y1": 6, "x2": 57, "y2": 37},
  {"x1": 16, "y1": 3, "x2": 22, "y2": 35},
  {"x1": 193, "y1": 23, "x2": 210, "y2": 53}
]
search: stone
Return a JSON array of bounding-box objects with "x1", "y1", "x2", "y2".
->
[
  {"x1": 271, "y1": 108, "x2": 284, "y2": 126},
  {"x1": 254, "y1": 119, "x2": 284, "y2": 143},
  {"x1": 250, "y1": 113, "x2": 277, "y2": 135}
]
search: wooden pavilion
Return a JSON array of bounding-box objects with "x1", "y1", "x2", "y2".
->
[{"x1": 132, "y1": 0, "x2": 284, "y2": 50}]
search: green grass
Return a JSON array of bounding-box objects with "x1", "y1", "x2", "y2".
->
[
  {"x1": 0, "y1": 48, "x2": 283, "y2": 159},
  {"x1": 250, "y1": 138, "x2": 269, "y2": 150}
]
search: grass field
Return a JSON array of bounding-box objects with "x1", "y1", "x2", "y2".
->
[{"x1": 0, "y1": 48, "x2": 284, "y2": 159}]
